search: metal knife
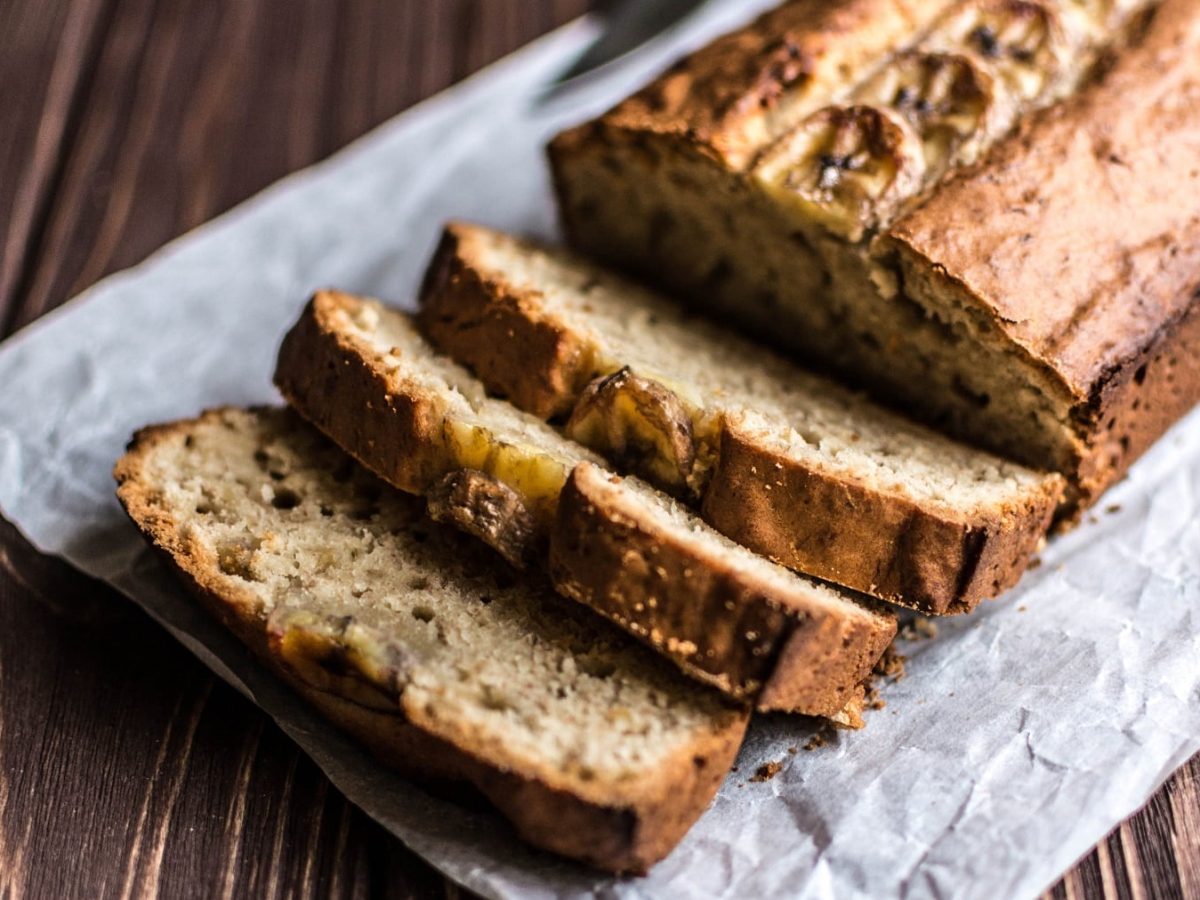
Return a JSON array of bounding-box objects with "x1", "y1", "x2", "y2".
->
[{"x1": 541, "y1": 0, "x2": 710, "y2": 100}]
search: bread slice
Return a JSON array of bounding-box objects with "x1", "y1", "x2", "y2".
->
[
  {"x1": 275, "y1": 290, "x2": 600, "y2": 569},
  {"x1": 552, "y1": 463, "x2": 895, "y2": 719},
  {"x1": 418, "y1": 223, "x2": 1065, "y2": 616},
  {"x1": 274, "y1": 292, "x2": 896, "y2": 716},
  {"x1": 114, "y1": 407, "x2": 749, "y2": 873},
  {"x1": 547, "y1": 0, "x2": 1178, "y2": 520}
]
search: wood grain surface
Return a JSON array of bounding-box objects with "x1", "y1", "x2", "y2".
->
[{"x1": 1, "y1": 2, "x2": 1196, "y2": 897}]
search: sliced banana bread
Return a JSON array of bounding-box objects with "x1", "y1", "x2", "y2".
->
[
  {"x1": 114, "y1": 407, "x2": 749, "y2": 873},
  {"x1": 275, "y1": 292, "x2": 896, "y2": 716},
  {"x1": 419, "y1": 223, "x2": 1064, "y2": 616},
  {"x1": 548, "y1": 0, "x2": 1185, "y2": 517},
  {"x1": 552, "y1": 463, "x2": 895, "y2": 718}
]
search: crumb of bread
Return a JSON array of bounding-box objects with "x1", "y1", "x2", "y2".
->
[
  {"x1": 899, "y1": 617, "x2": 938, "y2": 641},
  {"x1": 751, "y1": 761, "x2": 783, "y2": 783},
  {"x1": 874, "y1": 643, "x2": 907, "y2": 681}
]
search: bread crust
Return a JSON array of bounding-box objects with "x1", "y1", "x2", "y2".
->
[
  {"x1": 570, "y1": 0, "x2": 953, "y2": 171},
  {"x1": 276, "y1": 292, "x2": 451, "y2": 495},
  {"x1": 420, "y1": 224, "x2": 595, "y2": 419},
  {"x1": 883, "y1": 0, "x2": 1200, "y2": 511},
  {"x1": 702, "y1": 418, "x2": 1060, "y2": 616},
  {"x1": 113, "y1": 411, "x2": 749, "y2": 874},
  {"x1": 550, "y1": 463, "x2": 896, "y2": 716},
  {"x1": 421, "y1": 228, "x2": 596, "y2": 420},
  {"x1": 418, "y1": 224, "x2": 1063, "y2": 614}
]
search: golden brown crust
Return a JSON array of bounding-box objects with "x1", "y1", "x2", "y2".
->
[
  {"x1": 1062, "y1": 295, "x2": 1200, "y2": 521},
  {"x1": 580, "y1": 0, "x2": 953, "y2": 170},
  {"x1": 550, "y1": 463, "x2": 896, "y2": 717},
  {"x1": 275, "y1": 292, "x2": 451, "y2": 495},
  {"x1": 112, "y1": 411, "x2": 748, "y2": 874},
  {"x1": 420, "y1": 226, "x2": 596, "y2": 420},
  {"x1": 548, "y1": 0, "x2": 1197, "y2": 524},
  {"x1": 700, "y1": 418, "x2": 1062, "y2": 616},
  {"x1": 882, "y1": 0, "x2": 1200, "y2": 508}
]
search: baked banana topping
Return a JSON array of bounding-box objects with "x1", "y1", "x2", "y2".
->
[
  {"x1": 268, "y1": 609, "x2": 416, "y2": 711},
  {"x1": 925, "y1": 0, "x2": 1070, "y2": 104},
  {"x1": 853, "y1": 50, "x2": 1011, "y2": 175},
  {"x1": 565, "y1": 368, "x2": 699, "y2": 496},
  {"x1": 425, "y1": 469, "x2": 539, "y2": 569},
  {"x1": 752, "y1": 105, "x2": 925, "y2": 241}
]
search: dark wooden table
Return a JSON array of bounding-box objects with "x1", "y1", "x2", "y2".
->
[{"x1": 2, "y1": 2, "x2": 1197, "y2": 897}]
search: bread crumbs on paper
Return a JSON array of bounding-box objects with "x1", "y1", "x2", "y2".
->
[
  {"x1": 751, "y1": 761, "x2": 783, "y2": 782},
  {"x1": 899, "y1": 617, "x2": 939, "y2": 641},
  {"x1": 874, "y1": 643, "x2": 907, "y2": 681},
  {"x1": 803, "y1": 732, "x2": 828, "y2": 751}
]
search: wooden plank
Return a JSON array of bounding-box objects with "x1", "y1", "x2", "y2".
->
[
  {"x1": 6, "y1": 0, "x2": 591, "y2": 333},
  {"x1": 0, "y1": 0, "x2": 110, "y2": 328}
]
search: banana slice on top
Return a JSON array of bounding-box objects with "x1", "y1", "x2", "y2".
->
[
  {"x1": 854, "y1": 50, "x2": 1012, "y2": 177},
  {"x1": 925, "y1": 0, "x2": 1070, "y2": 106},
  {"x1": 752, "y1": 105, "x2": 926, "y2": 242}
]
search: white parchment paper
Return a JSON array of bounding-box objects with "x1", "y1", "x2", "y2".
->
[{"x1": 2, "y1": 4, "x2": 1199, "y2": 897}]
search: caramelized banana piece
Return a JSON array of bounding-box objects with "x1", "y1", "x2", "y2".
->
[
  {"x1": 565, "y1": 368, "x2": 697, "y2": 496},
  {"x1": 426, "y1": 469, "x2": 539, "y2": 569},
  {"x1": 753, "y1": 105, "x2": 925, "y2": 242},
  {"x1": 268, "y1": 610, "x2": 418, "y2": 711},
  {"x1": 925, "y1": 0, "x2": 1070, "y2": 105},
  {"x1": 854, "y1": 50, "x2": 1012, "y2": 176},
  {"x1": 442, "y1": 420, "x2": 572, "y2": 518}
]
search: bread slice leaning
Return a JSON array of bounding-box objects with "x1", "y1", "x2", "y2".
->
[
  {"x1": 274, "y1": 292, "x2": 896, "y2": 719},
  {"x1": 114, "y1": 407, "x2": 749, "y2": 873},
  {"x1": 553, "y1": 463, "x2": 895, "y2": 719},
  {"x1": 418, "y1": 222, "x2": 1065, "y2": 616}
]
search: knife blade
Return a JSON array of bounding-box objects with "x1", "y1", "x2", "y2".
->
[{"x1": 541, "y1": 0, "x2": 710, "y2": 100}]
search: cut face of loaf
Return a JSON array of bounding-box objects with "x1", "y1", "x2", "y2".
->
[
  {"x1": 113, "y1": 408, "x2": 748, "y2": 873},
  {"x1": 275, "y1": 292, "x2": 896, "y2": 717},
  {"x1": 549, "y1": 0, "x2": 1181, "y2": 518},
  {"x1": 419, "y1": 223, "x2": 1064, "y2": 616}
]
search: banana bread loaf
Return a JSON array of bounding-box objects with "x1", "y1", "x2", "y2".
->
[{"x1": 549, "y1": 0, "x2": 1196, "y2": 518}]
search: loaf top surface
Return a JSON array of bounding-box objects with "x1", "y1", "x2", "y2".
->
[
  {"x1": 114, "y1": 407, "x2": 746, "y2": 809},
  {"x1": 566, "y1": 0, "x2": 1198, "y2": 404},
  {"x1": 589, "y1": 0, "x2": 952, "y2": 169},
  {"x1": 885, "y1": 0, "x2": 1200, "y2": 400}
]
